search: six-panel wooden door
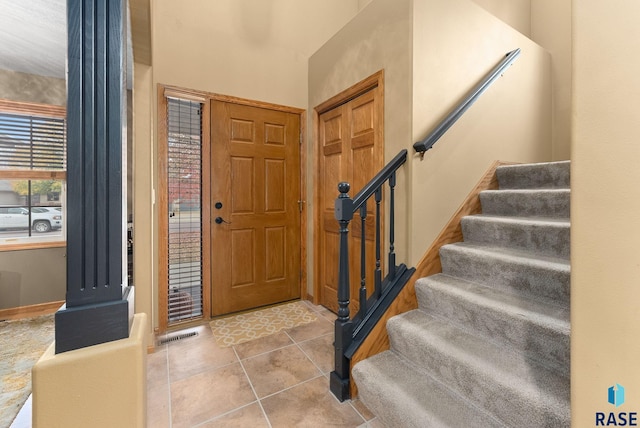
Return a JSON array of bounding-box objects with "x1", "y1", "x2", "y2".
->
[
  {"x1": 317, "y1": 87, "x2": 383, "y2": 315},
  {"x1": 211, "y1": 101, "x2": 301, "y2": 315}
]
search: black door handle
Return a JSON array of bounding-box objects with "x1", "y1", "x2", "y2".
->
[{"x1": 214, "y1": 216, "x2": 230, "y2": 224}]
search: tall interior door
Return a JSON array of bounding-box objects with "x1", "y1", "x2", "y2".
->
[
  {"x1": 317, "y1": 86, "x2": 383, "y2": 314},
  {"x1": 211, "y1": 100, "x2": 301, "y2": 316}
]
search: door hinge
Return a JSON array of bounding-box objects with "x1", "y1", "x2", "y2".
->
[{"x1": 297, "y1": 200, "x2": 305, "y2": 212}]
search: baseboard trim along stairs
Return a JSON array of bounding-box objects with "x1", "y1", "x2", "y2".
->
[{"x1": 352, "y1": 160, "x2": 570, "y2": 427}]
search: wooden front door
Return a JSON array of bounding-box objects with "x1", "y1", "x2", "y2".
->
[
  {"x1": 211, "y1": 100, "x2": 301, "y2": 316},
  {"x1": 317, "y1": 85, "x2": 383, "y2": 314}
]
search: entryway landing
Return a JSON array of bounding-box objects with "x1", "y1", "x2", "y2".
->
[{"x1": 148, "y1": 300, "x2": 384, "y2": 427}]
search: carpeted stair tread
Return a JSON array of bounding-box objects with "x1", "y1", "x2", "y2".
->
[
  {"x1": 387, "y1": 310, "x2": 570, "y2": 427},
  {"x1": 416, "y1": 274, "x2": 569, "y2": 375},
  {"x1": 352, "y1": 351, "x2": 506, "y2": 428},
  {"x1": 461, "y1": 215, "x2": 570, "y2": 259},
  {"x1": 496, "y1": 161, "x2": 570, "y2": 189},
  {"x1": 479, "y1": 188, "x2": 570, "y2": 218},
  {"x1": 353, "y1": 160, "x2": 571, "y2": 427},
  {"x1": 440, "y1": 242, "x2": 570, "y2": 306}
]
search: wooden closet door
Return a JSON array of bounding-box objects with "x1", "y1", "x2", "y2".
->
[{"x1": 317, "y1": 87, "x2": 382, "y2": 315}]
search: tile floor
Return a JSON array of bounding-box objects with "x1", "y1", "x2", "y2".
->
[{"x1": 148, "y1": 300, "x2": 384, "y2": 428}]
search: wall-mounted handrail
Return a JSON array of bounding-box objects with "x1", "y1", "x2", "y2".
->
[
  {"x1": 330, "y1": 148, "x2": 415, "y2": 402},
  {"x1": 413, "y1": 48, "x2": 521, "y2": 157}
]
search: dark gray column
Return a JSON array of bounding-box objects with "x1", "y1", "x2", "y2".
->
[{"x1": 55, "y1": 0, "x2": 130, "y2": 354}]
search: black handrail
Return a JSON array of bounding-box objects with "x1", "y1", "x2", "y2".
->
[
  {"x1": 330, "y1": 149, "x2": 415, "y2": 401},
  {"x1": 413, "y1": 48, "x2": 521, "y2": 157},
  {"x1": 352, "y1": 150, "x2": 408, "y2": 210}
]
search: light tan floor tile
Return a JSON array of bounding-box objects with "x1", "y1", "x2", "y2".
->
[
  {"x1": 198, "y1": 402, "x2": 270, "y2": 428},
  {"x1": 170, "y1": 362, "x2": 255, "y2": 428},
  {"x1": 300, "y1": 300, "x2": 324, "y2": 312},
  {"x1": 168, "y1": 334, "x2": 238, "y2": 382},
  {"x1": 301, "y1": 300, "x2": 338, "y2": 321},
  {"x1": 233, "y1": 331, "x2": 293, "y2": 360},
  {"x1": 242, "y1": 345, "x2": 321, "y2": 398},
  {"x1": 147, "y1": 382, "x2": 170, "y2": 428},
  {"x1": 285, "y1": 317, "x2": 333, "y2": 343},
  {"x1": 261, "y1": 376, "x2": 365, "y2": 428},
  {"x1": 147, "y1": 347, "x2": 168, "y2": 390},
  {"x1": 298, "y1": 333, "x2": 334, "y2": 374}
]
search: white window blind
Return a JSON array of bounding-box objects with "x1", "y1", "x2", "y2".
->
[
  {"x1": 0, "y1": 111, "x2": 66, "y2": 170},
  {"x1": 166, "y1": 97, "x2": 204, "y2": 323}
]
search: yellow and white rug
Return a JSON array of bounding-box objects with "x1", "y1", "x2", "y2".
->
[{"x1": 210, "y1": 301, "x2": 317, "y2": 348}]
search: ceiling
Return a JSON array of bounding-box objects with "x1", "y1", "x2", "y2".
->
[
  {"x1": 0, "y1": 0, "x2": 67, "y2": 79},
  {"x1": 0, "y1": 0, "x2": 139, "y2": 81}
]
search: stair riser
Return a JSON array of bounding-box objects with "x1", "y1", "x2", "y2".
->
[
  {"x1": 496, "y1": 161, "x2": 570, "y2": 189},
  {"x1": 440, "y1": 245, "x2": 570, "y2": 306},
  {"x1": 416, "y1": 281, "x2": 569, "y2": 375},
  {"x1": 388, "y1": 313, "x2": 569, "y2": 427},
  {"x1": 480, "y1": 190, "x2": 570, "y2": 218},
  {"x1": 461, "y1": 217, "x2": 570, "y2": 259}
]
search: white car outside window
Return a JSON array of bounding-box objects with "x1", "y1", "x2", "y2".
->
[{"x1": 0, "y1": 207, "x2": 62, "y2": 233}]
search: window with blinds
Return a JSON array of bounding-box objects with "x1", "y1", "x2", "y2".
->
[
  {"x1": 0, "y1": 112, "x2": 66, "y2": 170},
  {"x1": 0, "y1": 100, "x2": 66, "y2": 245},
  {"x1": 166, "y1": 97, "x2": 204, "y2": 323}
]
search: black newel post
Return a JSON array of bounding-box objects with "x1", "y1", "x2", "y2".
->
[
  {"x1": 55, "y1": 0, "x2": 130, "y2": 354},
  {"x1": 330, "y1": 182, "x2": 354, "y2": 401}
]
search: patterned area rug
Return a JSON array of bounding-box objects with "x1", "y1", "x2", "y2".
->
[
  {"x1": 0, "y1": 314, "x2": 55, "y2": 427},
  {"x1": 210, "y1": 301, "x2": 317, "y2": 347}
]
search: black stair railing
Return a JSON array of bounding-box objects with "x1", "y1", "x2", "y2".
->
[
  {"x1": 330, "y1": 49, "x2": 521, "y2": 402},
  {"x1": 413, "y1": 48, "x2": 521, "y2": 157},
  {"x1": 330, "y1": 149, "x2": 415, "y2": 401}
]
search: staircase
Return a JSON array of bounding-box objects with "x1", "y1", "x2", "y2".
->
[{"x1": 352, "y1": 161, "x2": 571, "y2": 427}]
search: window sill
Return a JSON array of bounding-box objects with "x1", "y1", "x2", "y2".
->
[{"x1": 0, "y1": 240, "x2": 66, "y2": 252}]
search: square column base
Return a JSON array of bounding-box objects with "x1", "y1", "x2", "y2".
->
[
  {"x1": 55, "y1": 287, "x2": 134, "y2": 354},
  {"x1": 32, "y1": 313, "x2": 147, "y2": 428}
]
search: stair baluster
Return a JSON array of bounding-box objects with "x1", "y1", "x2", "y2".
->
[
  {"x1": 330, "y1": 182, "x2": 355, "y2": 400},
  {"x1": 331, "y1": 149, "x2": 414, "y2": 401}
]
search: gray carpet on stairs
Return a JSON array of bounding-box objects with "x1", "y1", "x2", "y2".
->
[{"x1": 352, "y1": 160, "x2": 571, "y2": 427}]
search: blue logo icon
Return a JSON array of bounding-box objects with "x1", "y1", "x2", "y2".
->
[{"x1": 609, "y1": 384, "x2": 625, "y2": 407}]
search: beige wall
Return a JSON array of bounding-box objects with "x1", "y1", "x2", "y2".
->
[
  {"x1": 470, "y1": 0, "x2": 572, "y2": 161},
  {"x1": 153, "y1": 0, "x2": 362, "y2": 108},
  {"x1": 532, "y1": 0, "x2": 571, "y2": 160},
  {"x1": 473, "y1": 0, "x2": 537, "y2": 37},
  {"x1": 0, "y1": 68, "x2": 66, "y2": 106},
  {"x1": 571, "y1": 0, "x2": 640, "y2": 425},
  {"x1": 132, "y1": 62, "x2": 155, "y2": 337},
  {"x1": 410, "y1": 0, "x2": 551, "y2": 263},
  {"x1": 471, "y1": 0, "x2": 531, "y2": 36},
  {"x1": 308, "y1": 0, "x2": 413, "y2": 296},
  {"x1": 136, "y1": 0, "x2": 364, "y2": 331},
  {"x1": 0, "y1": 247, "x2": 66, "y2": 309}
]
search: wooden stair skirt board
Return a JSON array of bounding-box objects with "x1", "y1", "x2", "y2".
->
[{"x1": 348, "y1": 160, "x2": 513, "y2": 398}]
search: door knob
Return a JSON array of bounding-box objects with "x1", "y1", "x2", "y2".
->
[{"x1": 214, "y1": 216, "x2": 230, "y2": 224}]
